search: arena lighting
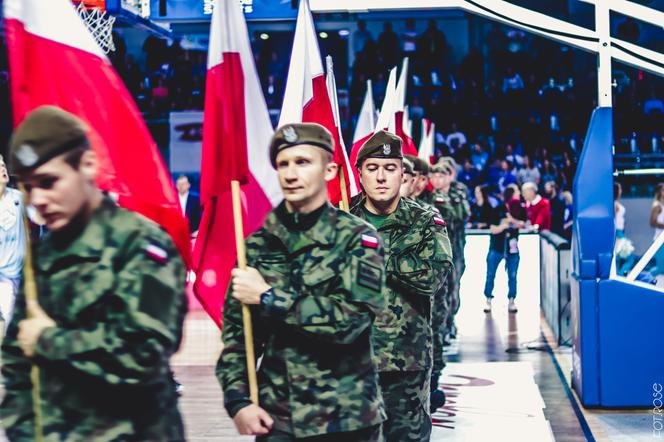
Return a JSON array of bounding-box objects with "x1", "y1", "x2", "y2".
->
[
  {"x1": 260, "y1": 33, "x2": 269, "y2": 40},
  {"x1": 319, "y1": 31, "x2": 328, "y2": 39},
  {"x1": 614, "y1": 168, "x2": 664, "y2": 176},
  {"x1": 338, "y1": 29, "x2": 350, "y2": 37}
]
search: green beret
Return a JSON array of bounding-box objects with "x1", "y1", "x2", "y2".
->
[
  {"x1": 9, "y1": 106, "x2": 90, "y2": 174},
  {"x1": 402, "y1": 157, "x2": 414, "y2": 175},
  {"x1": 270, "y1": 123, "x2": 334, "y2": 166},
  {"x1": 404, "y1": 155, "x2": 429, "y2": 175},
  {"x1": 355, "y1": 130, "x2": 403, "y2": 167}
]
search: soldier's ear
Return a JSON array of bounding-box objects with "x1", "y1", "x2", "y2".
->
[
  {"x1": 78, "y1": 150, "x2": 98, "y2": 182},
  {"x1": 324, "y1": 160, "x2": 339, "y2": 183}
]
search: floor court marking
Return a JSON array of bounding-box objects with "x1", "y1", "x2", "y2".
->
[{"x1": 431, "y1": 361, "x2": 554, "y2": 441}]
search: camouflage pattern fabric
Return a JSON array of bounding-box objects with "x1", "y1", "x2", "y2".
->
[
  {"x1": 256, "y1": 424, "x2": 383, "y2": 441},
  {"x1": 447, "y1": 181, "x2": 470, "y2": 329},
  {"x1": 409, "y1": 196, "x2": 450, "y2": 389},
  {"x1": 432, "y1": 182, "x2": 469, "y2": 334},
  {"x1": 379, "y1": 370, "x2": 431, "y2": 442},
  {"x1": 1, "y1": 197, "x2": 187, "y2": 442},
  {"x1": 217, "y1": 202, "x2": 387, "y2": 439},
  {"x1": 351, "y1": 197, "x2": 452, "y2": 373}
]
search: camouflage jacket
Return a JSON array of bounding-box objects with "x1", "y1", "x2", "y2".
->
[
  {"x1": 217, "y1": 203, "x2": 387, "y2": 438},
  {"x1": 351, "y1": 197, "x2": 452, "y2": 372},
  {"x1": 1, "y1": 197, "x2": 187, "y2": 442},
  {"x1": 432, "y1": 183, "x2": 469, "y2": 248}
]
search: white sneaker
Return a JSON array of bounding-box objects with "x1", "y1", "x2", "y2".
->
[
  {"x1": 508, "y1": 299, "x2": 518, "y2": 313},
  {"x1": 483, "y1": 299, "x2": 492, "y2": 313}
]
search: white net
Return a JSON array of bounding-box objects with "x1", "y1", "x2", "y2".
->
[{"x1": 76, "y1": 2, "x2": 116, "y2": 53}]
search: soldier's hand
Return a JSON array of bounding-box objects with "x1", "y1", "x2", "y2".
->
[
  {"x1": 232, "y1": 404, "x2": 274, "y2": 435},
  {"x1": 18, "y1": 302, "x2": 56, "y2": 357},
  {"x1": 231, "y1": 267, "x2": 271, "y2": 305}
]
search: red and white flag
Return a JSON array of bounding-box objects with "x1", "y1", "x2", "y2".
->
[
  {"x1": 394, "y1": 58, "x2": 418, "y2": 156},
  {"x1": 192, "y1": 0, "x2": 281, "y2": 327},
  {"x1": 350, "y1": 67, "x2": 397, "y2": 172},
  {"x1": 3, "y1": 0, "x2": 191, "y2": 264},
  {"x1": 325, "y1": 56, "x2": 359, "y2": 199},
  {"x1": 419, "y1": 118, "x2": 436, "y2": 164},
  {"x1": 279, "y1": 0, "x2": 352, "y2": 207},
  {"x1": 352, "y1": 80, "x2": 376, "y2": 145},
  {"x1": 348, "y1": 80, "x2": 375, "y2": 186}
]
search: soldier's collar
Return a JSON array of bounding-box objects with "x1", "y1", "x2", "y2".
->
[
  {"x1": 372, "y1": 198, "x2": 413, "y2": 229},
  {"x1": 264, "y1": 202, "x2": 337, "y2": 251},
  {"x1": 38, "y1": 198, "x2": 113, "y2": 270}
]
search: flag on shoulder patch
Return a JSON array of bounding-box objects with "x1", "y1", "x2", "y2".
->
[
  {"x1": 433, "y1": 216, "x2": 446, "y2": 226},
  {"x1": 144, "y1": 242, "x2": 169, "y2": 264},
  {"x1": 361, "y1": 233, "x2": 379, "y2": 249},
  {"x1": 435, "y1": 196, "x2": 446, "y2": 204}
]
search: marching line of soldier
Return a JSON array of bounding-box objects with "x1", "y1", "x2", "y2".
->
[{"x1": 0, "y1": 106, "x2": 470, "y2": 442}]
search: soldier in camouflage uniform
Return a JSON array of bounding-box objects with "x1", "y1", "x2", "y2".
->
[
  {"x1": 405, "y1": 155, "x2": 433, "y2": 205},
  {"x1": 432, "y1": 158, "x2": 470, "y2": 340},
  {"x1": 217, "y1": 123, "x2": 387, "y2": 442},
  {"x1": 1, "y1": 106, "x2": 187, "y2": 441},
  {"x1": 351, "y1": 131, "x2": 452, "y2": 442},
  {"x1": 402, "y1": 158, "x2": 449, "y2": 412}
]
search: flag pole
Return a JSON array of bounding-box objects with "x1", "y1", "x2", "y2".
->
[
  {"x1": 20, "y1": 198, "x2": 45, "y2": 442},
  {"x1": 338, "y1": 169, "x2": 349, "y2": 212},
  {"x1": 230, "y1": 180, "x2": 259, "y2": 404}
]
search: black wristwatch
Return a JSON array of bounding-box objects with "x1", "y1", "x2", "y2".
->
[{"x1": 260, "y1": 288, "x2": 274, "y2": 307}]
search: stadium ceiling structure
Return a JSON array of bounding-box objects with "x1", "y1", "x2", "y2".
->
[{"x1": 310, "y1": 0, "x2": 664, "y2": 108}]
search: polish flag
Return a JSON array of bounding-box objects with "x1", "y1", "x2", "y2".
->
[
  {"x1": 394, "y1": 58, "x2": 418, "y2": 156},
  {"x1": 325, "y1": 56, "x2": 359, "y2": 200},
  {"x1": 192, "y1": 0, "x2": 282, "y2": 327},
  {"x1": 419, "y1": 118, "x2": 436, "y2": 164},
  {"x1": 350, "y1": 67, "x2": 397, "y2": 174},
  {"x1": 348, "y1": 80, "x2": 375, "y2": 186},
  {"x1": 279, "y1": 0, "x2": 352, "y2": 207},
  {"x1": 352, "y1": 80, "x2": 376, "y2": 145},
  {"x1": 3, "y1": 0, "x2": 191, "y2": 264}
]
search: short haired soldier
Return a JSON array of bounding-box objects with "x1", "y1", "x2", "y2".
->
[
  {"x1": 352, "y1": 131, "x2": 452, "y2": 441},
  {"x1": 1, "y1": 106, "x2": 187, "y2": 440},
  {"x1": 217, "y1": 123, "x2": 387, "y2": 441}
]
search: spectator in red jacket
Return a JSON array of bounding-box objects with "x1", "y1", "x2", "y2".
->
[{"x1": 522, "y1": 181, "x2": 551, "y2": 231}]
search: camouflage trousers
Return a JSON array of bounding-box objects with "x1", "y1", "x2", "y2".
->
[
  {"x1": 431, "y1": 286, "x2": 448, "y2": 387},
  {"x1": 256, "y1": 424, "x2": 383, "y2": 442},
  {"x1": 378, "y1": 371, "x2": 431, "y2": 442},
  {"x1": 444, "y1": 245, "x2": 466, "y2": 332}
]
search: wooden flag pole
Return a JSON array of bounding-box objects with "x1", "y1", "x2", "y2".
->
[
  {"x1": 230, "y1": 180, "x2": 259, "y2": 404},
  {"x1": 339, "y1": 168, "x2": 350, "y2": 212},
  {"x1": 20, "y1": 204, "x2": 45, "y2": 442}
]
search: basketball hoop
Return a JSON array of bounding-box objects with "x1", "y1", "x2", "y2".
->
[{"x1": 74, "y1": 1, "x2": 116, "y2": 53}]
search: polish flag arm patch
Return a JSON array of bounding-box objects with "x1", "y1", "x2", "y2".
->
[
  {"x1": 144, "y1": 243, "x2": 169, "y2": 264},
  {"x1": 433, "y1": 216, "x2": 447, "y2": 226},
  {"x1": 361, "y1": 233, "x2": 380, "y2": 249}
]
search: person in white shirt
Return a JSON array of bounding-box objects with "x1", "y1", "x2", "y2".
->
[
  {"x1": 445, "y1": 122, "x2": 467, "y2": 151},
  {"x1": 0, "y1": 155, "x2": 26, "y2": 329}
]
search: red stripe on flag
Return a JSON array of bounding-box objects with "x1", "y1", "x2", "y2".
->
[{"x1": 5, "y1": 18, "x2": 191, "y2": 265}]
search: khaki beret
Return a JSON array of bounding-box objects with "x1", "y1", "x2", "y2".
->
[
  {"x1": 355, "y1": 130, "x2": 403, "y2": 167},
  {"x1": 9, "y1": 106, "x2": 90, "y2": 174},
  {"x1": 431, "y1": 161, "x2": 453, "y2": 174},
  {"x1": 270, "y1": 123, "x2": 334, "y2": 166},
  {"x1": 402, "y1": 157, "x2": 414, "y2": 175},
  {"x1": 438, "y1": 156, "x2": 458, "y2": 170}
]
